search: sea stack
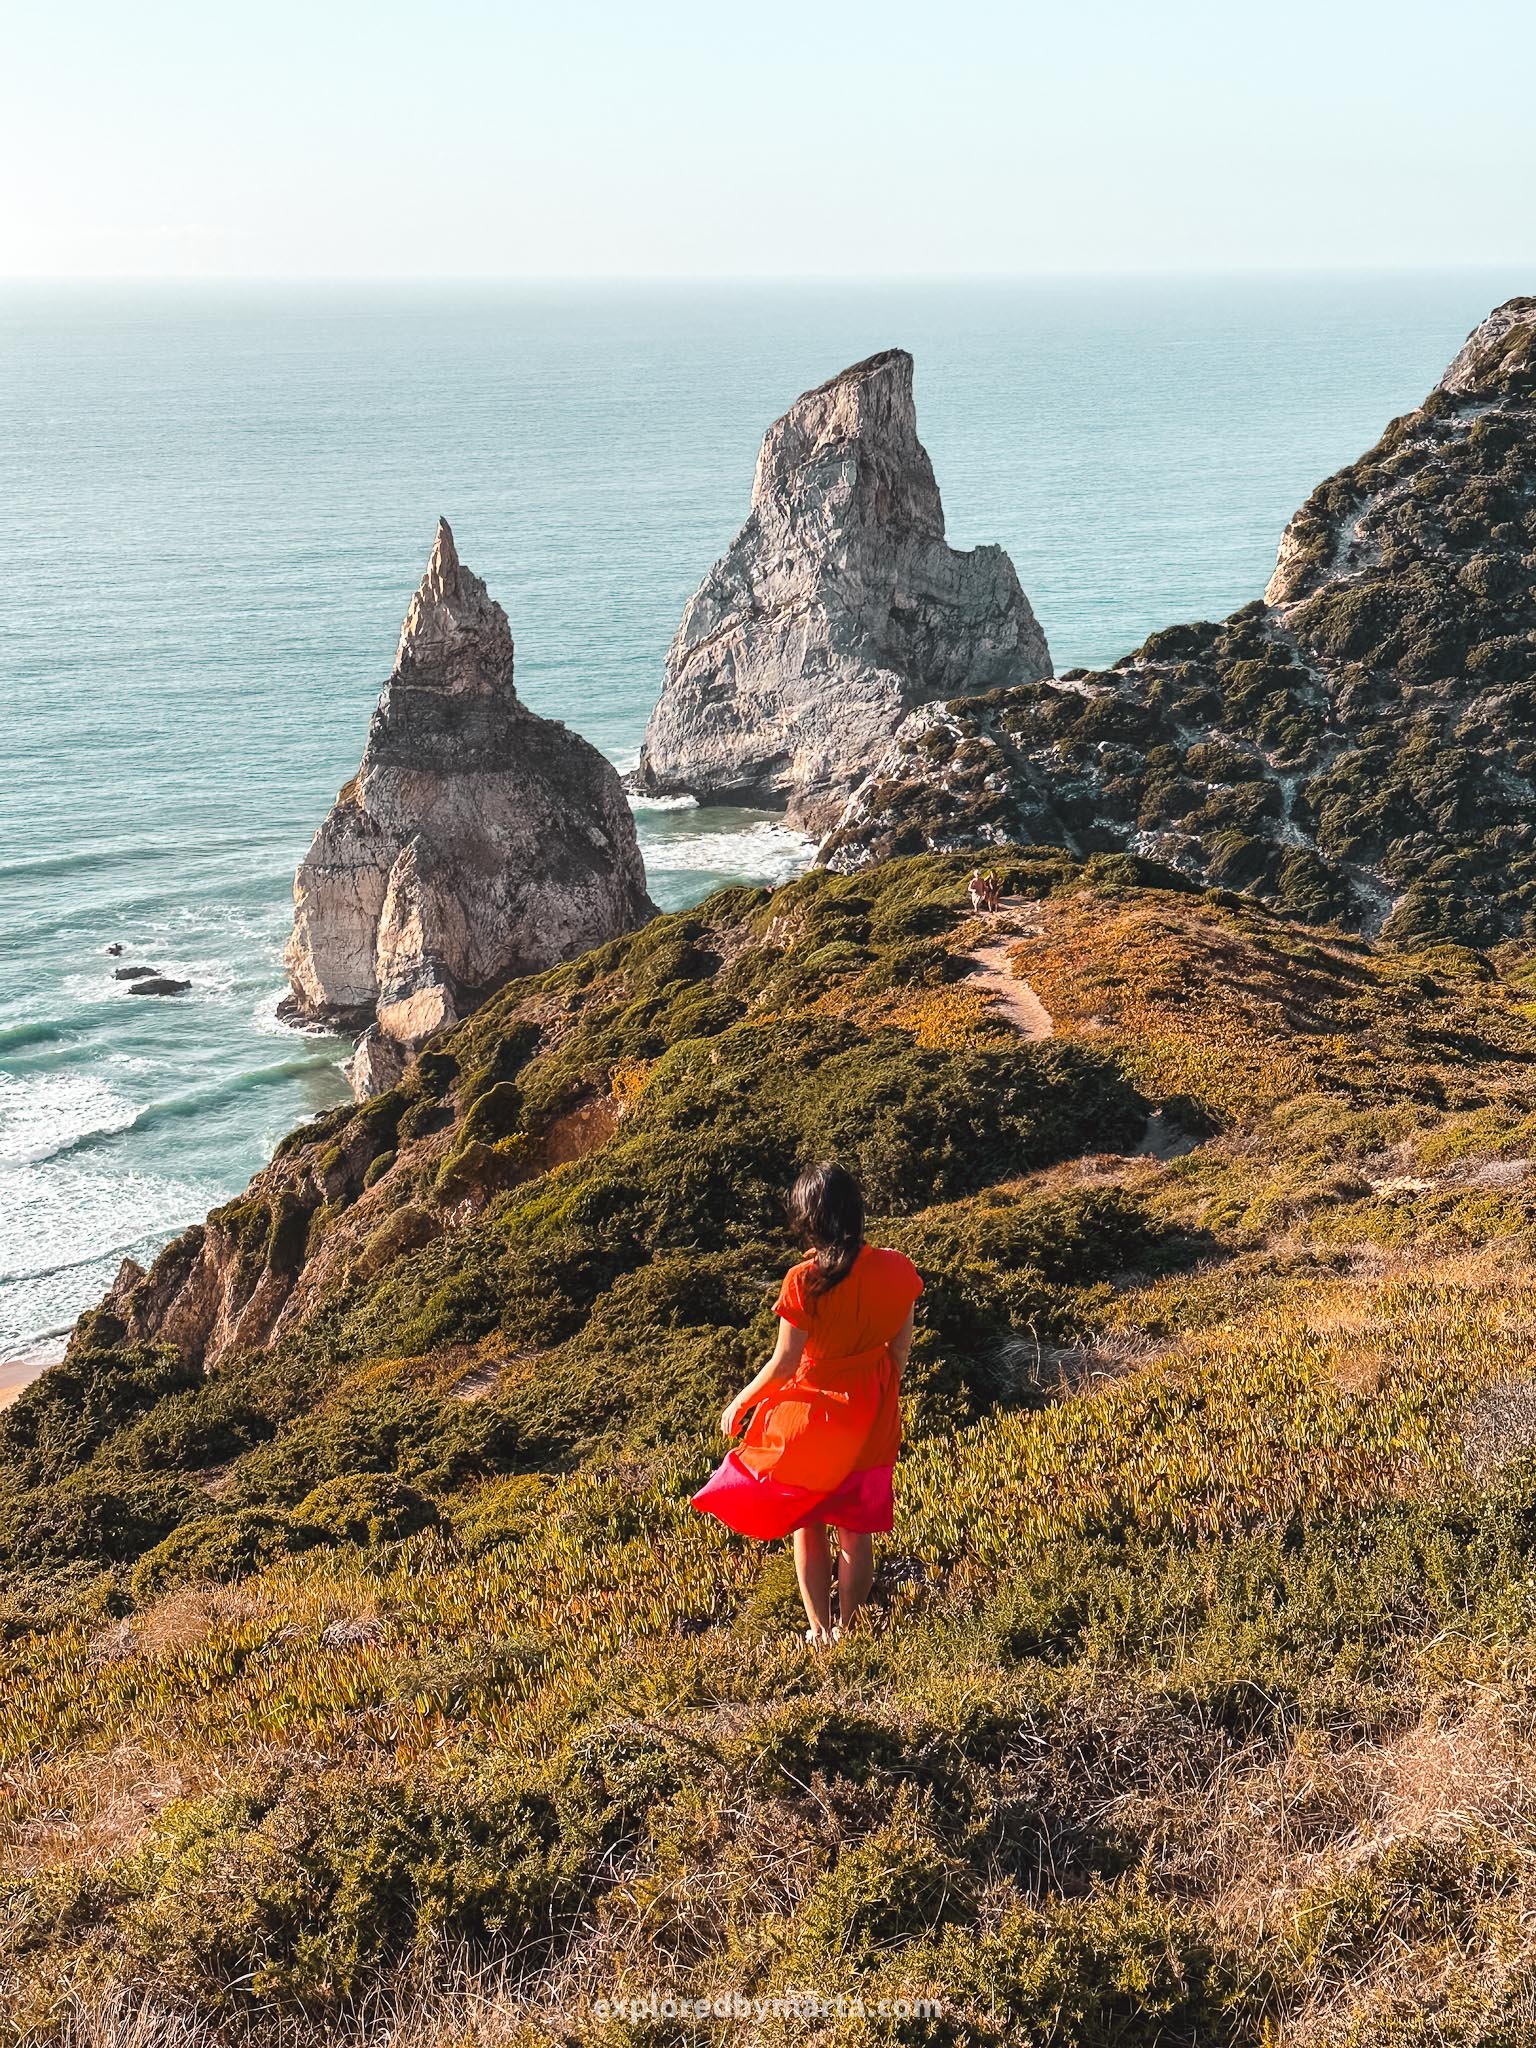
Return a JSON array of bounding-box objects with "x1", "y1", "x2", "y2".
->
[
  {"x1": 633, "y1": 349, "x2": 1052, "y2": 832},
  {"x1": 285, "y1": 521, "x2": 653, "y2": 1093}
]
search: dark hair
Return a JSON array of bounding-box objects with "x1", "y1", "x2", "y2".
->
[{"x1": 788, "y1": 1161, "x2": 865, "y2": 1295}]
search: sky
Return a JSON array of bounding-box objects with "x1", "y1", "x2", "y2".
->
[{"x1": 3, "y1": 0, "x2": 1534, "y2": 279}]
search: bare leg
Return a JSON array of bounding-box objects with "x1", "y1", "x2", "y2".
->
[
  {"x1": 835, "y1": 1530, "x2": 875, "y2": 1632},
  {"x1": 793, "y1": 1526, "x2": 833, "y2": 1640}
]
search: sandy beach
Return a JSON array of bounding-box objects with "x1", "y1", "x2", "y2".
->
[{"x1": 0, "y1": 1338, "x2": 65, "y2": 1407}]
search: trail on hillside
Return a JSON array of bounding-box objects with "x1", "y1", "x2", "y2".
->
[{"x1": 964, "y1": 901, "x2": 1053, "y2": 1039}]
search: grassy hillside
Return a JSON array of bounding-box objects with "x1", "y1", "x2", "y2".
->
[{"x1": 11, "y1": 853, "x2": 1536, "y2": 2043}]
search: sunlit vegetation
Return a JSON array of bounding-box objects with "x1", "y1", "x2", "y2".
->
[{"x1": 10, "y1": 854, "x2": 1536, "y2": 2043}]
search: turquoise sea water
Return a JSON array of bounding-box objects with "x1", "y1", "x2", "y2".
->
[{"x1": 1, "y1": 271, "x2": 1526, "y2": 1359}]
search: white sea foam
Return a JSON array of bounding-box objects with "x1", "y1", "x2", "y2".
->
[
  {"x1": 0, "y1": 1331, "x2": 69, "y2": 1377},
  {"x1": 0, "y1": 1069, "x2": 140, "y2": 1170},
  {"x1": 0, "y1": 1153, "x2": 221, "y2": 1350},
  {"x1": 104, "y1": 1050, "x2": 156, "y2": 1077},
  {"x1": 628, "y1": 792, "x2": 699, "y2": 813},
  {"x1": 643, "y1": 821, "x2": 816, "y2": 884},
  {"x1": 125, "y1": 900, "x2": 284, "y2": 948},
  {"x1": 252, "y1": 986, "x2": 350, "y2": 1042}
]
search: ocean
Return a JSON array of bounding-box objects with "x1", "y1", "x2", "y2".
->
[{"x1": 1, "y1": 271, "x2": 1525, "y2": 1362}]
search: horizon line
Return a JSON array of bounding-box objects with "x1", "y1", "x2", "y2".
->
[{"x1": 0, "y1": 260, "x2": 1530, "y2": 290}]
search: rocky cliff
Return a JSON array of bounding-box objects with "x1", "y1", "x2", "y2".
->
[
  {"x1": 823, "y1": 298, "x2": 1536, "y2": 945},
  {"x1": 632, "y1": 349, "x2": 1052, "y2": 831},
  {"x1": 285, "y1": 521, "x2": 653, "y2": 1090}
]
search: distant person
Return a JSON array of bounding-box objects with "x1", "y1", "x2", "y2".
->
[
  {"x1": 967, "y1": 868, "x2": 1003, "y2": 913},
  {"x1": 692, "y1": 1163, "x2": 922, "y2": 1645}
]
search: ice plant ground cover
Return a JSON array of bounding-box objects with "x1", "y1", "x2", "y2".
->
[{"x1": 11, "y1": 852, "x2": 1536, "y2": 2042}]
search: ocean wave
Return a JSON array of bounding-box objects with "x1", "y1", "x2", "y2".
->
[
  {"x1": 0, "y1": 842, "x2": 186, "y2": 885},
  {"x1": 643, "y1": 820, "x2": 816, "y2": 883},
  {"x1": 0, "y1": 1154, "x2": 220, "y2": 1299},
  {"x1": 629, "y1": 792, "x2": 699, "y2": 813},
  {"x1": 12, "y1": 885, "x2": 290, "y2": 955},
  {"x1": 92, "y1": 1055, "x2": 345, "y2": 1143},
  {"x1": 6, "y1": 1243, "x2": 157, "y2": 1288},
  {"x1": 0, "y1": 1018, "x2": 71, "y2": 1056},
  {"x1": 252, "y1": 987, "x2": 352, "y2": 1043},
  {"x1": 0, "y1": 1070, "x2": 140, "y2": 1168},
  {"x1": 0, "y1": 1328, "x2": 71, "y2": 1372},
  {"x1": 132, "y1": 900, "x2": 288, "y2": 944},
  {"x1": 0, "y1": 1035, "x2": 158, "y2": 1079},
  {"x1": 0, "y1": 1052, "x2": 344, "y2": 1176}
]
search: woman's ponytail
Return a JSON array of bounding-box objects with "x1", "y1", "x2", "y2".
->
[{"x1": 788, "y1": 1162, "x2": 866, "y2": 1295}]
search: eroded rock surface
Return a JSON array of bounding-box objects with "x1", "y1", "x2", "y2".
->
[
  {"x1": 285, "y1": 521, "x2": 653, "y2": 1089},
  {"x1": 633, "y1": 349, "x2": 1052, "y2": 831}
]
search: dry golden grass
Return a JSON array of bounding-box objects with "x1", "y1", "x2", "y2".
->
[{"x1": 1022, "y1": 894, "x2": 1352, "y2": 1117}]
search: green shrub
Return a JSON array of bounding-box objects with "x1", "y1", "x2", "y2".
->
[
  {"x1": 131, "y1": 1509, "x2": 295, "y2": 1602},
  {"x1": 291, "y1": 1473, "x2": 440, "y2": 1547},
  {"x1": 414, "y1": 1048, "x2": 459, "y2": 1098},
  {"x1": 1292, "y1": 1830, "x2": 1522, "y2": 1979},
  {"x1": 0, "y1": 1344, "x2": 200, "y2": 1487},
  {"x1": 858, "y1": 942, "x2": 968, "y2": 992},
  {"x1": 793, "y1": 1800, "x2": 973, "y2": 1959},
  {"x1": 446, "y1": 1473, "x2": 553, "y2": 1553},
  {"x1": 398, "y1": 1097, "x2": 456, "y2": 1141},
  {"x1": 361, "y1": 1149, "x2": 395, "y2": 1190},
  {"x1": 458, "y1": 1079, "x2": 523, "y2": 1145},
  {"x1": 735, "y1": 1548, "x2": 806, "y2": 1639},
  {"x1": 1, "y1": 1472, "x2": 204, "y2": 1571},
  {"x1": 898, "y1": 1884, "x2": 1273, "y2": 2048},
  {"x1": 116, "y1": 1770, "x2": 576, "y2": 2007}
]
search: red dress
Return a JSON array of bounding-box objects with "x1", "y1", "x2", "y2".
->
[{"x1": 691, "y1": 1245, "x2": 923, "y2": 1541}]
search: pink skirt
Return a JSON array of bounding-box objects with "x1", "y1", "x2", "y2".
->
[{"x1": 692, "y1": 1453, "x2": 894, "y2": 1542}]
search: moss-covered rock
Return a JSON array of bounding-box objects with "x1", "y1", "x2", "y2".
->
[{"x1": 824, "y1": 301, "x2": 1536, "y2": 947}]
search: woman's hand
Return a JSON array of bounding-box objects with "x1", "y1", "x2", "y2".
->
[{"x1": 719, "y1": 1322, "x2": 805, "y2": 1440}]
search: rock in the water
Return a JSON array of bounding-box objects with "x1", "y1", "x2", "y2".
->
[
  {"x1": 126, "y1": 977, "x2": 191, "y2": 996},
  {"x1": 105, "y1": 943, "x2": 124, "y2": 956},
  {"x1": 284, "y1": 520, "x2": 654, "y2": 1093},
  {"x1": 113, "y1": 965, "x2": 161, "y2": 980},
  {"x1": 822, "y1": 298, "x2": 1536, "y2": 947},
  {"x1": 633, "y1": 349, "x2": 1051, "y2": 832}
]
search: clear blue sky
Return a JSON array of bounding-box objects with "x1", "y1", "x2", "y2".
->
[{"x1": 4, "y1": 0, "x2": 1533, "y2": 278}]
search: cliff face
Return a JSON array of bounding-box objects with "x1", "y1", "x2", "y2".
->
[
  {"x1": 285, "y1": 522, "x2": 654, "y2": 1086},
  {"x1": 633, "y1": 349, "x2": 1052, "y2": 832},
  {"x1": 823, "y1": 299, "x2": 1536, "y2": 946}
]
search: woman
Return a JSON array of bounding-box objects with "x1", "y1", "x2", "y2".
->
[{"x1": 692, "y1": 1163, "x2": 922, "y2": 1645}]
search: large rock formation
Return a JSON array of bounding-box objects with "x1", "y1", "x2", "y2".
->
[
  {"x1": 632, "y1": 349, "x2": 1052, "y2": 832},
  {"x1": 285, "y1": 521, "x2": 654, "y2": 1088},
  {"x1": 823, "y1": 298, "x2": 1536, "y2": 946}
]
